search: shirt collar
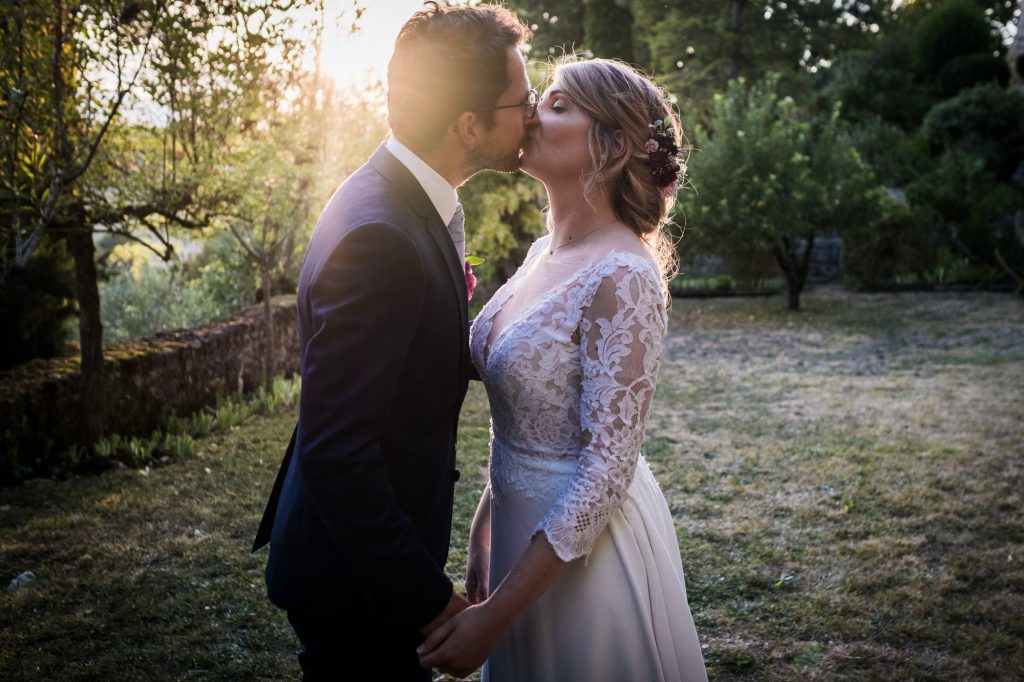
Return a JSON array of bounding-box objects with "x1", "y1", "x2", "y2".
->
[{"x1": 385, "y1": 136, "x2": 458, "y2": 225}]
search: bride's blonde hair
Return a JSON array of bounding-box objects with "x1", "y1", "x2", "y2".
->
[{"x1": 551, "y1": 57, "x2": 686, "y2": 280}]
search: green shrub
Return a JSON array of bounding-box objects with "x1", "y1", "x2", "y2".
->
[
  {"x1": 819, "y1": 37, "x2": 935, "y2": 130},
  {"x1": 0, "y1": 235, "x2": 77, "y2": 370},
  {"x1": 843, "y1": 198, "x2": 941, "y2": 287},
  {"x1": 848, "y1": 118, "x2": 930, "y2": 187},
  {"x1": 911, "y1": 0, "x2": 997, "y2": 77},
  {"x1": 921, "y1": 83, "x2": 1024, "y2": 181},
  {"x1": 906, "y1": 150, "x2": 1024, "y2": 282},
  {"x1": 213, "y1": 400, "x2": 251, "y2": 431},
  {"x1": 936, "y1": 53, "x2": 1010, "y2": 98},
  {"x1": 160, "y1": 432, "x2": 195, "y2": 459},
  {"x1": 190, "y1": 411, "x2": 215, "y2": 438},
  {"x1": 684, "y1": 75, "x2": 885, "y2": 308}
]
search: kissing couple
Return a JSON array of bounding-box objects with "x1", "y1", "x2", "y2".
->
[{"x1": 252, "y1": 2, "x2": 708, "y2": 680}]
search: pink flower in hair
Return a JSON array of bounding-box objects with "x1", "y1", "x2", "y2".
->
[
  {"x1": 660, "y1": 180, "x2": 678, "y2": 199},
  {"x1": 645, "y1": 138, "x2": 660, "y2": 153}
]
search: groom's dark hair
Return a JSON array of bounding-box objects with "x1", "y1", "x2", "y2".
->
[{"x1": 388, "y1": 2, "x2": 530, "y2": 154}]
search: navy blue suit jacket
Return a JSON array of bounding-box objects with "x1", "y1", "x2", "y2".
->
[{"x1": 253, "y1": 144, "x2": 470, "y2": 630}]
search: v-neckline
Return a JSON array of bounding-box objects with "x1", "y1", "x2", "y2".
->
[{"x1": 481, "y1": 248, "x2": 650, "y2": 368}]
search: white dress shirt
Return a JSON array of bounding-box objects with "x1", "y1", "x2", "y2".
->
[{"x1": 385, "y1": 136, "x2": 459, "y2": 227}]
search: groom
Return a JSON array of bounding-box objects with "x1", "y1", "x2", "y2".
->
[{"x1": 251, "y1": 2, "x2": 531, "y2": 680}]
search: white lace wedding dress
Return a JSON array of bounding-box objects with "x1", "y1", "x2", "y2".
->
[{"x1": 470, "y1": 235, "x2": 707, "y2": 682}]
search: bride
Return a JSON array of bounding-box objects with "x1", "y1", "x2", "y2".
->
[{"x1": 418, "y1": 57, "x2": 707, "y2": 681}]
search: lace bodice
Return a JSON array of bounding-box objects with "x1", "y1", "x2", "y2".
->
[{"x1": 470, "y1": 235, "x2": 668, "y2": 562}]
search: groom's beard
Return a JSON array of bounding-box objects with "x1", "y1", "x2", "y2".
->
[{"x1": 469, "y1": 141, "x2": 523, "y2": 175}]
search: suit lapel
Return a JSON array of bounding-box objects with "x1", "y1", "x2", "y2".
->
[{"x1": 368, "y1": 145, "x2": 469, "y2": 377}]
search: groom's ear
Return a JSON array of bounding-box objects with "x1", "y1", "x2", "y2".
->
[{"x1": 453, "y1": 111, "x2": 481, "y2": 150}]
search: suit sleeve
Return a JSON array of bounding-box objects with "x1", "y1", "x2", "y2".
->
[{"x1": 297, "y1": 221, "x2": 453, "y2": 628}]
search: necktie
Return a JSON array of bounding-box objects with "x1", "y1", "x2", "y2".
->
[{"x1": 447, "y1": 203, "x2": 465, "y2": 265}]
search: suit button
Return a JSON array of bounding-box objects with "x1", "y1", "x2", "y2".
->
[{"x1": 451, "y1": 468, "x2": 461, "y2": 482}]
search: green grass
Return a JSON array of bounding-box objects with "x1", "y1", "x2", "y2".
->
[{"x1": 2, "y1": 286, "x2": 1022, "y2": 680}]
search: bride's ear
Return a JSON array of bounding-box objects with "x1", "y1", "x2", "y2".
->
[{"x1": 611, "y1": 129, "x2": 627, "y2": 159}]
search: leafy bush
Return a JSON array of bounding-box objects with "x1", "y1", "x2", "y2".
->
[
  {"x1": 98, "y1": 230, "x2": 264, "y2": 345},
  {"x1": 936, "y1": 53, "x2": 1010, "y2": 98},
  {"x1": 848, "y1": 118, "x2": 930, "y2": 187},
  {"x1": 684, "y1": 75, "x2": 885, "y2": 308},
  {"x1": 921, "y1": 83, "x2": 1024, "y2": 181},
  {"x1": 818, "y1": 37, "x2": 936, "y2": 130},
  {"x1": 842, "y1": 197, "x2": 941, "y2": 287},
  {"x1": 0, "y1": 236, "x2": 77, "y2": 369},
  {"x1": 911, "y1": 0, "x2": 997, "y2": 77},
  {"x1": 86, "y1": 371, "x2": 299, "y2": 474},
  {"x1": 906, "y1": 150, "x2": 1024, "y2": 282}
]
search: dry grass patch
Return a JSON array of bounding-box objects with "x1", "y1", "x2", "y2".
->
[{"x1": 1, "y1": 286, "x2": 1021, "y2": 680}]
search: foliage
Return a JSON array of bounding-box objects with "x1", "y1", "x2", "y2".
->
[
  {"x1": 906, "y1": 150, "x2": 1024, "y2": 283},
  {"x1": 936, "y1": 52, "x2": 1010, "y2": 97},
  {"x1": 815, "y1": 35, "x2": 937, "y2": 130},
  {"x1": 910, "y1": 0, "x2": 999, "y2": 78},
  {"x1": 921, "y1": 83, "x2": 1024, "y2": 181},
  {"x1": 506, "y1": 1, "x2": 586, "y2": 58},
  {"x1": 846, "y1": 117, "x2": 931, "y2": 188},
  {"x1": 98, "y1": 256, "x2": 240, "y2": 345},
  {"x1": 0, "y1": 235, "x2": 76, "y2": 369},
  {"x1": 841, "y1": 196, "x2": 942, "y2": 287},
  {"x1": 86, "y1": 372, "x2": 301, "y2": 474},
  {"x1": 0, "y1": 0, "x2": 163, "y2": 275},
  {"x1": 461, "y1": 172, "x2": 547, "y2": 287},
  {"x1": 898, "y1": 83, "x2": 1024, "y2": 283},
  {"x1": 682, "y1": 75, "x2": 885, "y2": 309},
  {"x1": 583, "y1": 0, "x2": 635, "y2": 61},
  {"x1": 630, "y1": 0, "x2": 897, "y2": 124}
]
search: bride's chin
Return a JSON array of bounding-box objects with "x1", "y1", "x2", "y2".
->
[{"x1": 518, "y1": 153, "x2": 542, "y2": 180}]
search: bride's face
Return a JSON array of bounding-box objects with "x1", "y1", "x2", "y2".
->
[{"x1": 519, "y1": 80, "x2": 594, "y2": 184}]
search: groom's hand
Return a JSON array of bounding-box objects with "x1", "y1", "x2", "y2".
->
[{"x1": 418, "y1": 591, "x2": 470, "y2": 638}]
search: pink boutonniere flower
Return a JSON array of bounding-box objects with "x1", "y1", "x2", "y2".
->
[{"x1": 465, "y1": 260, "x2": 478, "y2": 301}]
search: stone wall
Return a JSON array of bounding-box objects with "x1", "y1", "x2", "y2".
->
[{"x1": 0, "y1": 296, "x2": 298, "y2": 482}]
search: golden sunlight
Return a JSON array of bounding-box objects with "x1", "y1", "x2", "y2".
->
[{"x1": 313, "y1": 0, "x2": 435, "y2": 87}]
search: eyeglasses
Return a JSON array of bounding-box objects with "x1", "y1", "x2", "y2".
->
[{"x1": 479, "y1": 88, "x2": 538, "y2": 120}]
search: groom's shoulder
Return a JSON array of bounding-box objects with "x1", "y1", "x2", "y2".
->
[
  {"x1": 301, "y1": 160, "x2": 421, "y2": 278},
  {"x1": 317, "y1": 160, "x2": 416, "y2": 238}
]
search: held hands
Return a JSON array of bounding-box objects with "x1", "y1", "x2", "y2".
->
[
  {"x1": 419, "y1": 591, "x2": 470, "y2": 638},
  {"x1": 417, "y1": 601, "x2": 506, "y2": 678}
]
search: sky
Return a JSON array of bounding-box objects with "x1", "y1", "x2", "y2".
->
[{"x1": 315, "y1": 0, "x2": 436, "y2": 87}]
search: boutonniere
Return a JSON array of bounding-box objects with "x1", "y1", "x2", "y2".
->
[{"x1": 465, "y1": 255, "x2": 484, "y2": 301}]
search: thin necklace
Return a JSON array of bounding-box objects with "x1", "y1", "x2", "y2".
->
[{"x1": 548, "y1": 220, "x2": 619, "y2": 255}]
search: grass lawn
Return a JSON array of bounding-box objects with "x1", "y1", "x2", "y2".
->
[{"x1": 1, "y1": 286, "x2": 1022, "y2": 680}]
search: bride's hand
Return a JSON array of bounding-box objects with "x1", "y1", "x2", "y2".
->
[{"x1": 417, "y1": 602, "x2": 505, "y2": 677}]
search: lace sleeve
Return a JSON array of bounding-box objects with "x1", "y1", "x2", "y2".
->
[{"x1": 536, "y1": 262, "x2": 668, "y2": 562}]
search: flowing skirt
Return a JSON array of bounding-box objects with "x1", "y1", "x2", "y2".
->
[{"x1": 483, "y1": 456, "x2": 707, "y2": 682}]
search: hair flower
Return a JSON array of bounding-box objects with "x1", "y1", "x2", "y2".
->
[{"x1": 646, "y1": 118, "x2": 683, "y2": 198}]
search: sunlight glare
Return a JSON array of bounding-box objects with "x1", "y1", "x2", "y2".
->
[{"x1": 314, "y1": 0, "x2": 433, "y2": 88}]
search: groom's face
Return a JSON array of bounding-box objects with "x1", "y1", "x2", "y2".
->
[{"x1": 470, "y1": 47, "x2": 531, "y2": 173}]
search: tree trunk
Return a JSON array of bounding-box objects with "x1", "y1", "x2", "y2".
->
[
  {"x1": 774, "y1": 235, "x2": 810, "y2": 311},
  {"x1": 65, "y1": 209, "x2": 104, "y2": 449},
  {"x1": 727, "y1": 0, "x2": 746, "y2": 79},
  {"x1": 261, "y1": 264, "x2": 274, "y2": 390},
  {"x1": 1009, "y1": 0, "x2": 1024, "y2": 88}
]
